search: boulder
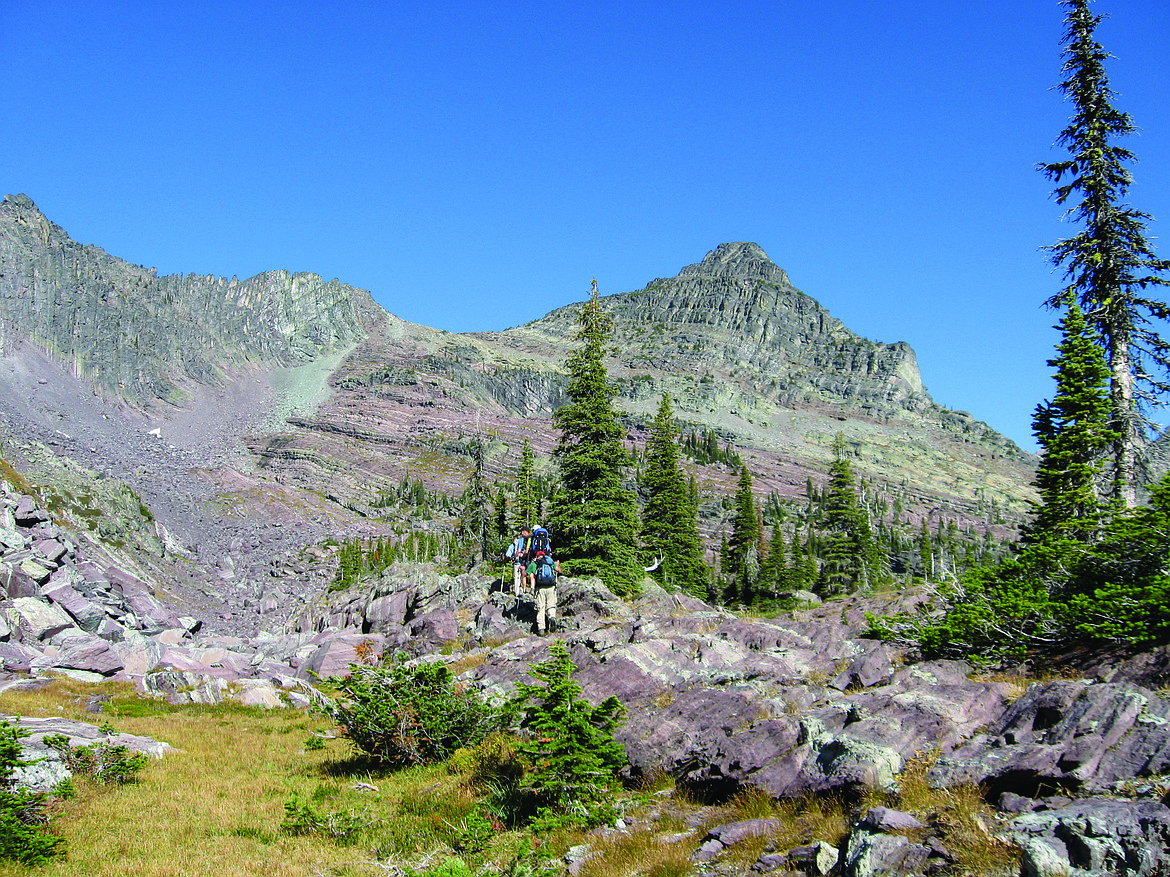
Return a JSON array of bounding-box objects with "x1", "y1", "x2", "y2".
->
[
  {"x1": 0, "y1": 562, "x2": 40, "y2": 599},
  {"x1": 9, "y1": 597, "x2": 74, "y2": 640},
  {"x1": 929, "y1": 680, "x2": 1170, "y2": 798},
  {"x1": 841, "y1": 830, "x2": 929, "y2": 877},
  {"x1": 13, "y1": 495, "x2": 49, "y2": 527},
  {"x1": 783, "y1": 841, "x2": 840, "y2": 876},
  {"x1": 297, "y1": 632, "x2": 385, "y2": 681},
  {"x1": 5, "y1": 714, "x2": 172, "y2": 794},
  {"x1": 693, "y1": 818, "x2": 784, "y2": 862},
  {"x1": 1009, "y1": 798, "x2": 1170, "y2": 877},
  {"x1": 38, "y1": 631, "x2": 124, "y2": 677},
  {"x1": 42, "y1": 580, "x2": 108, "y2": 633}
]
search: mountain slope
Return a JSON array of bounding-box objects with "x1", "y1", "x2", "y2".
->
[
  {"x1": 0, "y1": 193, "x2": 376, "y2": 405},
  {"x1": 0, "y1": 196, "x2": 1036, "y2": 618}
]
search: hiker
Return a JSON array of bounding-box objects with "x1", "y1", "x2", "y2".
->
[
  {"x1": 504, "y1": 527, "x2": 530, "y2": 595},
  {"x1": 529, "y1": 524, "x2": 551, "y2": 556},
  {"x1": 525, "y1": 525, "x2": 551, "y2": 589},
  {"x1": 527, "y1": 550, "x2": 560, "y2": 635}
]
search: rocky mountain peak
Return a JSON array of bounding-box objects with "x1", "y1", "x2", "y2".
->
[{"x1": 678, "y1": 242, "x2": 790, "y2": 285}]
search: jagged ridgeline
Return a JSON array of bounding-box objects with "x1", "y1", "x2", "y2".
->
[
  {"x1": 0, "y1": 194, "x2": 375, "y2": 404},
  {"x1": 0, "y1": 193, "x2": 1035, "y2": 537}
]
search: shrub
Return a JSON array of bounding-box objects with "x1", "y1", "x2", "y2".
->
[
  {"x1": 318, "y1": 658, "x2": 509, "y2": 767},
  {"x1": 0, "y1": 721, "x2": 64, "y2": 866},
  {"x1": 515, "y1": 641, "x2": 627, "y2": 826},
  {"x1": 44, "y1": 734, "x2": 149, "y2": 785},
  {"x1": 280, "y1": 794, "x2": 373, "y2": 844}
]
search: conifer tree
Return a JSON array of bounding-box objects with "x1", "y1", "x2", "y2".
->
[
  {"x1": 494, "y1": 486, "x2": 509, "y2": 542},
  {"x1": 548, "y1": 280, "x2": 643, "y2": 594},
  {"x1": 640, "y1": 393, "x2": 708, "y2": 597},
  {"x1": 1040, "y1": 0, "x2": 1170, "y2": 506},
  {"x1": 918, "y1": 520, "x2": 934, "y2": 582},
  {"x1": 513, "y1": 439, "x2": 538, "y2": 531},
  {"x1": 816, "y1": 436, "x2": 889, "y2": 596},
  {"x1": 759, "y1": 526, "x2": 788, "y2": 604},
  {"x1": 457, "y1": 438, "x2": 494, "y2": 569},
  {"x1": 1024, "y1": 299, "x2": 1117, "y2": 545},
  {"x1": 516, "y1": 640, "x2": 627, "y2": 819},
  {"x1": 727, "y1": 463, "x2": 760, "y2": 604}
]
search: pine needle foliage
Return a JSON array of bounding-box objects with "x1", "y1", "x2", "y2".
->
[
  {"x1": 319, "y1": 658, "x2": 508, "y2": 768},
  {"x1": 640, "y1": 393, "x2": 708, "y2": 597},
  {"x1": 457, "y1": 438, "x2": 495, "y2": 570},
  {"x1": 0, "y1": 720, "x2": 63, "y2": 866},
  {"x1": 548, "y1": 280, "x2": 643, "y2": 594},
  {"x1": 1040, "y1": 0, "x2": 1170, "y2": 506},
  {"x1": 726, "y1": 463, "x2": 760, "y2": 604},
  {"x1": 515, "y1": 640, "x2": 627, "y2": 824},
  {"x1": 512, "y1": 440, "x2": 539, "y2": 532},
  {"x1": 1024, "y1": 299, "x2": 1117, "y2": 546},
  {"x1": 815, "y1": 436, "x2": 890, "y2": 597}
]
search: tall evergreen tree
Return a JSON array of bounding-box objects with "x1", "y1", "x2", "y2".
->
[
  {"x1": 548, "y1": 280, "x2": 643, "y2": 594},
  {"x1": 816, "y1": 436, "x2": 889, "y2": 596},
  {"x1": 513, "y1": 439, "x2": 538, "y2": 531},
  {"x1": 1023, "y1": 299, "x2": 1118, "y2": 545},
  {"x1": 1040, "y1": 0, "x2": 1170, "y2": 506},
  {"x1": 640, "y1": 393, "x2": 708, "y2": 597},
  {"x1": 457, "y1": 438, "x2": 494, "y2": 569},
  {"x1": 728, "y1": 463, "x2": 760, "y2": 604}
]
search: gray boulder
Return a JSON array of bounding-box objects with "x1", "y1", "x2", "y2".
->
[
  {"x1": 929, "y1": 679, "x2": 1170, "y2": 798},
  {"x1": 1009, "y1": 798, "x2": 1170, "y2": 877}
]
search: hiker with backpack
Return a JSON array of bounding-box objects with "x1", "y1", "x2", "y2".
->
[
  {"x1": 526, "y1": 549, "x2": 560, "y2": 635},
  {"x1": 525, "y1": 525, "x2": 551, "y2": 589},
  {"x1": 504, "y1": 527, "x2": 531, "y2": 596}
]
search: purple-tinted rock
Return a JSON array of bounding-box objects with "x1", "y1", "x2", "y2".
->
[
  {"x1": 406, "y1": 608, "x2": 459, "y2": 643},
  {"x1": 0, "y1": 642, "x2": 39, "y2": 672},
  {"x1": 0, "y1": 563, "x2": 39, "y2": 599},
  {"x1": 33, "y1": 539, "x2": 67, "y2": 565},
  {"x1": 298, "y1": 632, "x2": 386, "y2": 681},
  {"x1": 858, "y1": 807, "x2": 923, "y2": 832},
  {"x1": 44, "y1": 633, "x2": 124, "y2": 676},
  {"x1": 13, "y1": 496, "x2": 49, "y2": 527},
  {"x1": 830, "y1": 641, "x2": 894, "y2": 691},
  {"x1": 9, "y1": 597, "x2": 74, "y2": 640},
  {"x1": 930, "y1": 680, "x2": 1170, "y2": 796},
  {"x1": 42, "y1": 581, "x2": 107, "y2": 633},
  {"x1": 1009, "y1": 798, "x2": 1170, "y2": 877}
]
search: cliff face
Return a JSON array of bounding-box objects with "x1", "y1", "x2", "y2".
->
[
  {"x1": 605, "y1": 242, "x2": 926, "y2": 412},
  {"x1": 0, "y1": 194, "x2": 374, "y2": 404},
  {"x1": 0, "y1": 195, "x2": 1036, "y2": 562}
]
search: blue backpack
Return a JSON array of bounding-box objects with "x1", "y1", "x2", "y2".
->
[
  {"x1": 530, "y1": 527, "x2": 551, "y2": 555},
  {"x1": 534, "y1": 555, "x2": 556, "y2": 587}
]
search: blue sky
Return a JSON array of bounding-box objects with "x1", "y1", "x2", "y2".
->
[{"x1": 3, "y1": 1, "x2": 1169, "y2": 452}]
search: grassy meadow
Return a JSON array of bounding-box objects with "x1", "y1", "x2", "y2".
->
[{"x1": 0, "y1": 677, "x2": 1015, "y2": 877}]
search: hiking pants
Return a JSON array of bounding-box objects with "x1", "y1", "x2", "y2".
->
[
  {"x1": 512, "y1": 562, "x2": 525, "y2": 595},
  {"x1": 536, "y1": 585, "x2": 557, "y2": 633}
]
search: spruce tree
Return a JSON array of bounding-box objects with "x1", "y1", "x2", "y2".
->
[
  {"x1": 548, "y1": 280, "x2": 643, "y2": 594},
  {"x1": 1040, "y1": 0, "x2": 1170, "y2": 506},
  {"x1": 516, "y1": 640, "x2": 627, "y2": 819},
  {"x1": 640, "y1": 393, "x2": 708, "y2": 597},
  {"x1": 816, "y1": 436, "x2": 889, "y2": 596},
  {"x1": 513, "y1": 439, "x2": 538, "y2": 531},
  {"x1": 457, "y1": 438, "x2": 494, "y2": 569},
  {"x1": 1024, "y1": 299, "x2": 1117, "y2": 545},
  {"x1": 727, "y1": 463, "x2": 760, "y2": 604}
]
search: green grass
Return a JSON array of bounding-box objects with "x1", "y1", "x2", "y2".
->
[{"x1": 0, "y1": 679, "x2": 1020, "y2": 877}]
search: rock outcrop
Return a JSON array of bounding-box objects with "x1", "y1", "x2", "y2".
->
[{"x1": 0, "y1": 194, "x2": 373, "y2": 405}]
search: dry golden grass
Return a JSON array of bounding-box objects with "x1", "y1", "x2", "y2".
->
[
  {"x1": 577, "y1": 829, "x2": 693, "y2": 877},
  {"x1": 1, "y1": 679, "x2": 382, "y2": 877},
  {"x1": 0, "y1": 680, "x2": 1021, "y2": 877},
  {"x1": 874, "y1": 748, "x2": 1020, "y2": 876}
]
